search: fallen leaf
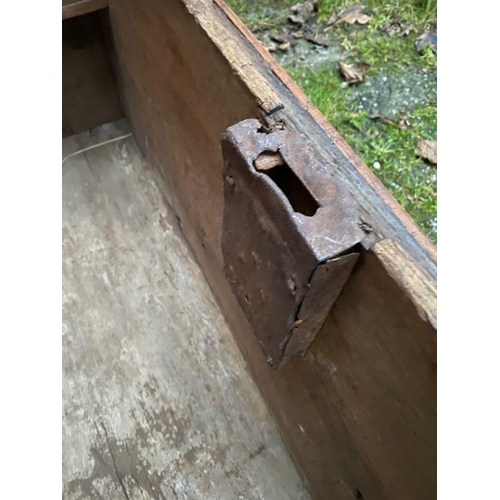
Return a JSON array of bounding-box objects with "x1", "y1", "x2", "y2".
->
[
  {"x1": 271, "y1": 32, "x2": 298, "y2": 47},
  {"x1": 370, "y1": 112, "x2": 410, "y2": 131},
  {"x1": 400, "y1": 23, "x2": 413, "y2": 36},
  {"x1": 327, "y1": 12, "x2": 339, "y2": 24},
  {"x1": 415, "y1": 31, "x2": 437, "y2": 53},
  {"x1": 369, "y1": 130, "x2": 379, "y2": 140},
  {"x1": 398, "y1": 117, "x2": 410, "y2": 130},
  {"x1": 288, "y1": 0, "x2": 318, "y2": 26},
  {"x1": 398, "y1": 106, "x2": 411, "y2": 130},
  {"x1": 291, "y1": 31, "x2": 304, "y2": 39},
  {"x1": 370, "y1": 103, "x2": 411, "y2": 130},
  {"x1": 415, "y1": 139, "x2": 437, "y2": 164},
  {"x1": 271, "y1": 34, "x2": 286, "y2": 44},
  {"x1": 338, "y1": 61, "x2": 370, "y2": 84},
  {"x1": 305, "y1": 35, "x2": 330, "y2": 47},
  {"x1": 328, "y1": 4, "x2": 370, "y2": 26},
  {"x1": 379, "y1": 21, "x2": 413, "y2": 37}
]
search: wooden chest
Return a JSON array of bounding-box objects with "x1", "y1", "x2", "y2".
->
[{"x1": 62, "y1": 1, "x2": 437, "y2": 498}]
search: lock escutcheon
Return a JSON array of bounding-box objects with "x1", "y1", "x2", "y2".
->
[{"x1": 221, "y1": 119, "x2": 364, "y2": 369}]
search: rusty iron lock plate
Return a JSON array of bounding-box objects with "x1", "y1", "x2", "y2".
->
[{"x1": 221, "y1": 119, "x2": 364, "y2": 369}]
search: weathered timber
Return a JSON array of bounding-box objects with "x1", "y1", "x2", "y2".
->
[
  {"x1": 63, "y1": 0, "x2": 108, "y2": 20},
  {"x1": 62, "y1": 121, "x2": 310, "y2": 500},
  {"x1": 74, "y1": 1, "x2": 437, "y2": 498}
]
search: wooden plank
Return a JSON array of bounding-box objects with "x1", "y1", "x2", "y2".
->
[
  {"x1": 104, "y1": 0, "x2": 437, "y2": 498},
  {"x1": 62, "y1": 120, "x2": 310, "y2": 499},
  {"x1": 62, "y1": 11, "x2": 123, "y2": 137},
  {"x1": 372, "y1": 238, "x2": 437, "y2": 328},
  {"x1": 62, "y1": 0, "x2": 108, "y2": 20}
]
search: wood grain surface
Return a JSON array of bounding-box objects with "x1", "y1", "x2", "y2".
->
[
  {"x1": 63, "y1": 0, "x2": 108, "y2": 20},
  {"x1": 100, "y1": 0, "x2": 437, "y2": 497},
  {"x1": 62, "y1": 121, "x2": 310, "y2": 499}
]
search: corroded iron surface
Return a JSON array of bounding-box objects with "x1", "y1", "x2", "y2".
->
[{"x1": 221, "y1": 119, "x2": 363, "y2": 369}]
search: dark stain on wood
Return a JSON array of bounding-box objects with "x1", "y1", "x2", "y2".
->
[{"x1": 62, "y1": 11, "x2": 123, "y2": 137}]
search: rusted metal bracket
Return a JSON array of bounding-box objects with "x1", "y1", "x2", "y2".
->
[{"x1": 221, "y1": 119, "x2": 364, "y2": 369}]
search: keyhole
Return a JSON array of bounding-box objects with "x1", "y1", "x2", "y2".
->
[{"x1": 254, "y1": 151, "x2": 320, "y2": 217}]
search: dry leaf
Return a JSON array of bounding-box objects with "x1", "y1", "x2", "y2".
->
[
  {"x1": 398, "y1": 116, "x2": 410, "y2": 130},
  {"x1": 370, "y1": 113, "x2": 409, "y2": 130},
  {"x1": 327, "y1": 12, "x2": 339, "y2": 24},
  {"x1": 270, "y1": 33, "x2": 298, "y2": 49},
  {"x1": 288, "y1": 0, "x2": 318, "y2": 26},
  {"x1": 291, "y1": 31, "x2": 304, "y2": 39},
  {"x1": 328, "y1": 4, "x2": 370, "y2": 26},
  {"x1": 338, "y1": 61, "x2": 370, "y2": 84},
  {"x1": 415, "y1": 31, "x2": 437, "y2": 53},
  {"x1": 271, "y1": 34, "x2": 286, "y2": 44},
  {"x1": 379, "y1": 21, "x2": 413, "y2": 37},
  {"x1": 415, "y1": 139, "x2": 437, "y2": 164},
  {"x1": 398, "y1": 107, "x2": 410, "y2": 130},
  {"x1": 278, "y1": 41, "x2": 291, "y2": 51},
  {"x1": 305, "y1": 35, "x2": 330, "y2": 47}
]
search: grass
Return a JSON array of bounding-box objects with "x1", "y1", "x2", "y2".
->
[
  {"x1": 229, "y1": 0, "x2": 437, "y2": 35},
  {"x1": 226, "y1": 0, "x2": 437, "y2": 243},
  {"x1": 226, "y1": 0, "x2": 296, "y2": 31}
]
